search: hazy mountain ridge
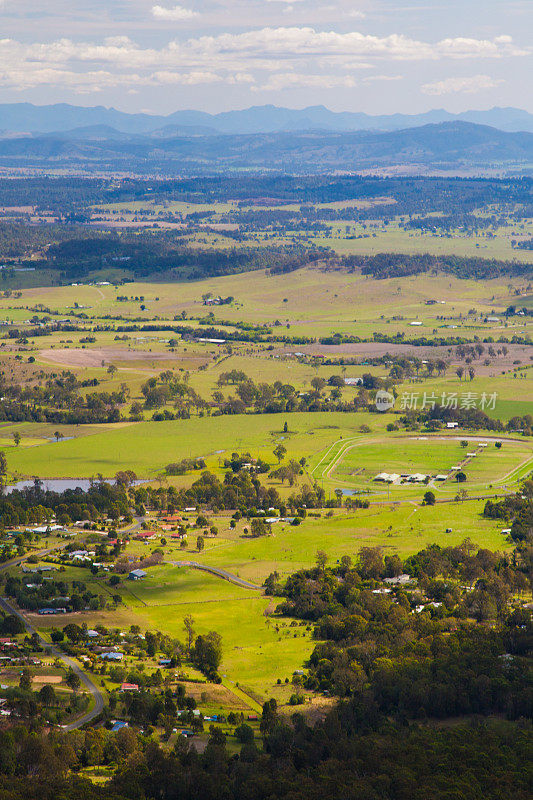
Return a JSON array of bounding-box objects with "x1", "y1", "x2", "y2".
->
[
  {"x1": 1, "y1": 102, "x2": 533, "y2": 136},
  {"x1": 0, "y1": 121, "x2": 530, "y2": 175}
]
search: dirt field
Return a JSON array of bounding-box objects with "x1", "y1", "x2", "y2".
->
[
  {"x1": 39, "y1": 348, "x2": 180, "y2": 368},
  {"x1": 180, "y1": 681, "x2": 249, "y2": 710},
  {"x1": 278, "y1": 342, "x2": 533, "y2": 375}
]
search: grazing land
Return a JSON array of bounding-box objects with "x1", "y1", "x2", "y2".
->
[{"x1": 0, "y1": 172, "x2": 530, "y2": 789}]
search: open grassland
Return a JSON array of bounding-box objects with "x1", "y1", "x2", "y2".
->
[
  {"x1": 5, "y1": 412, "x2": 387, "y2": 479},
  {"x1": 1, "y1": 267, "x2": 531, "y2": 345}
]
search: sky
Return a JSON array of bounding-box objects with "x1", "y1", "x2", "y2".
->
[{"x1": 0, "y1": 0, "x2": 531, "y2": 115}]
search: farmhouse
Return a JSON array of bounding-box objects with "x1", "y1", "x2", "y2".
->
[
  {"x1": 134, "y1": 531, "x2": 157, "y2": 541},
  {"x1": 120, "y1": 683, "x2": 139, "y2": 692},
  {"x1": 129, "y1": 569, "x2": 147, "y2": 581},
  {"x1": 38, "y1": 607, "x2": 66, "y2": 615},
  {"x1": 384, "y1": 574, "x2": 411, "y2": 585},
  {"x1": 446, "y1": 422, "x2": 459, "y2": 429},
  {"x1": 374, "y1": 472, "x2": 400, "y2": 483},
  {"x1": 100, "y1": 652, "x2": 124, "y2": 661}
]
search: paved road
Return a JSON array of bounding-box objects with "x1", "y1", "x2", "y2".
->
[
  {"x1": 169, "y1": 560, "x2": 262, "y2": 591},
  {"x1": 0, "y1": 545, "x2": 104, "y2": 730}
]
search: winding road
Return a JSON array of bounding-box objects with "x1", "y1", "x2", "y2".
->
[{"x1": 0, "y1": 546, "x2": 104, "y2": 730}]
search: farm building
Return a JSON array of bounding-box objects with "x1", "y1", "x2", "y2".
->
[
  {"x1": 374, "y1": 472, "x2": 400, "y2": 483},
  {"x1": 99, "y1": 652, "x2": 124, "y2": 661},
  {"x1": 129, "y1": 569, "x2": 147, "y2": 581},
  {"x1": 134, "y1": 531, "x2": 157, "y2": 541}
]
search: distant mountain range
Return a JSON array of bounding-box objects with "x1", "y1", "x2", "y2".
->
[
  {"x1": 0, "y1": 121, "x2": 531, "y2": 176},
  {"x1": 1, "y1": 102, "x2": 533, "y2": 136}
]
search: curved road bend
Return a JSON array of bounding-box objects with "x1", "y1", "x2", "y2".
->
[
  {"x1": 0, "y1": 545, "x2": 104, "y2": 731},
  {"x1": 169, "y1": 561, "x2": 263, "y2": 591}
]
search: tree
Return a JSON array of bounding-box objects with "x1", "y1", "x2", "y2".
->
[
  {"x1": 358, "y1": 546, "x2": 385, "y2": 580},
  {"x1": 456, "y1": 471, "x2": 467, "y2": 483},
  {"x1": 273, "y1": 444, "x2": 286, "y2": 464},
  {"x1": 12, "y1": 432, "x2": 21, "y2": 447},
  {"x1": 54, "y1": 431, "x2": 63, "y2": 443},
  {"x1": 63, "y1": 623, "x2": 82, "y2": 643},
  {"x1": 235, "y1": 723, "x2": 254, "y2": 743},
  {"x1": 456, "y1": 367, "x2": 464, "y2": 381},
  {"x1": 468, "y1": 367, "x2": 475, "y2": 381},
  {"x1": 192, "y1": 631, "x2": 222, "y2": 674},
  {"x1": 66, "y1": 669, "x2": 81, "y2": 691},
  {"x1": 1, "y1": 614, "x2": 24, "y2": 635},
  {"x1": 19, "y1": 668, "x2": 32, "y2": 692},
  {"x1": 310, "y1": 377, "x2": 326, "y2": 393},
  {"x1": 250, "y1": 518, "x2": 271, "y2": 538},
  {"x1": 316, "y1": 550, "x2": 328, "y2": 571},
  {"x1": 183, "y1": 615, "x2": 195, "y2": 656},
  {"x1": 196, "y1": 535, "x2": 204, "y2": 552},
  {"x1": 460, "y1": 440, "x2": 468, "y2": 448},
  {"x1": 39, "y1": 684, "x2": 56, "y2": 706},
  {"x1": 423, "y1": 490, "x2": 436, "y2": 506}
]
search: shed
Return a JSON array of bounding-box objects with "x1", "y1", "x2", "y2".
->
[{"x1": 129, "y1": 569, "x2": 147, "y2": 580}]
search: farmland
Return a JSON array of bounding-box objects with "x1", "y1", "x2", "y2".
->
[{"x1": 0, "y1": 172, "x2": 530, "y2": 766}]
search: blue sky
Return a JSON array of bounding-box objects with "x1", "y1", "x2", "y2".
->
[{"x1": 0, "y1": 0, "x2": 530, "y2": 114}]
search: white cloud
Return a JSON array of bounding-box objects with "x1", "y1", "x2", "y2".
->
[
  {"x1": 185, "y1": 27, "x2": 528, "y2": 61},
  {"x1": 422, "y1": 74, "x2": 505, "y2": 95},
  {"x1": 0, "y1": 27, "x2": 525, "y2": 95},
  {"x1": 152, "y1": 5, "x2": 199, "y2": 21},
  {"x1": 362, "y1": 74, "x2": 403, "y2": 82},
  {"x1": 255, "y1": 72, "x2": 357, "y2": 91}
]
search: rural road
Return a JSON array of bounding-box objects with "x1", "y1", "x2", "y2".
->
[
  {"x1": 169, "y1": 560, "x2": 263, "y2": 591},
  {"x1": 0, "y1": 546, "x2": 104, "y2": 730}
]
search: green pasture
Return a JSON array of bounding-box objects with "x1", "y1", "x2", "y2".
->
[
  {"x1": 5, "y1": 412, "x2": 385, "y2": 479},
  {"x1": 330, "y1": 435, "x2": 532, "y2": 492},
  {"x1": 194, "y1": 500, "x2": 511, "y2": 583}
]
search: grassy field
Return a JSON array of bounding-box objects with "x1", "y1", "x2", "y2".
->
[
  {"x1": 22, "y1": 494, "x2": 514, "y2": 701},
  {"x1": 5, "y1": 412, "x2": 393, "y2": 479},
  {"x1": 329, "y1": 435, "x2": 532, "y2": 493}
]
